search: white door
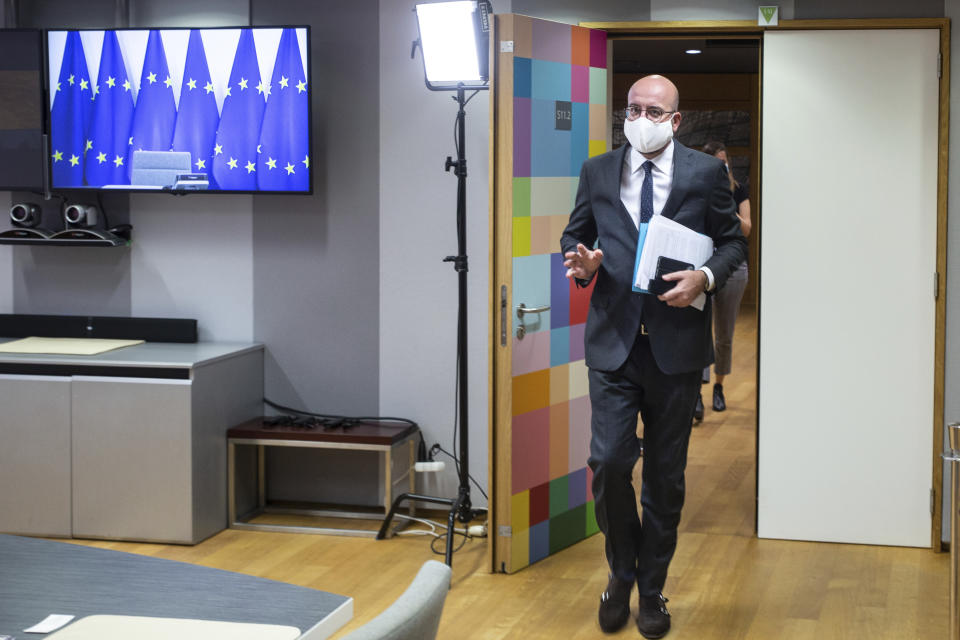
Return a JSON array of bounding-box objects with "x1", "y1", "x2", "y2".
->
[{"x1": 759, "y1": 29, "x2": 939, "y2": 546}]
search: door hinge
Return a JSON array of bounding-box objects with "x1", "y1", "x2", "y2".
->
[
  {"x1": 931, "y1": 488, "x2": 936, "y2": 515},
  {"x1": 935, "y1": 272, "x2": 940, "y2": 300},
  {"x1": 498, "y1": 525, "x2": 512, "y2": 538},
  {"x1": 939, "y1": 52, "x2": 943, "y2": 79}
]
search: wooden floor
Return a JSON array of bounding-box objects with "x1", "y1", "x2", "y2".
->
[{"x1": 68, "y1": 307, "x2": 949, "y2": 639}]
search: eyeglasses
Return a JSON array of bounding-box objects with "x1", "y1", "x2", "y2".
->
[{"x1": 623, "y1": 105, "x2": 677, "y2": 123}]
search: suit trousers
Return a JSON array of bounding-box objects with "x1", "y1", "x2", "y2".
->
[
  {"x1": 588, "y1": 331, "x2": 700, "y2": 595},
  {"x1": 703, "y1": 260, "x2": 748, "y2": 381}
]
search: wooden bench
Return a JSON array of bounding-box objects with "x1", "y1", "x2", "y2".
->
[{"x1": 227, "y1": 418, "x2": 419, "y2": 537}]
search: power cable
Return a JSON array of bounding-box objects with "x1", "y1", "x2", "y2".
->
[{"x1": 263, "y1": 398, "x2": 418, "y2": 429}]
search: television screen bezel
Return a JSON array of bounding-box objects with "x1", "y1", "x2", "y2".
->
[
  {"x1": 0, "y1": 28, "x2": 48, "y2": 193},
  {"x1": 43, "y1": 24, "x2": 314, "y2": 196}
]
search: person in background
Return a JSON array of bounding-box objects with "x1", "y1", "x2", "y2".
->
[{"x1": 693, "y1": 141, "x2": 751, "y2": 421}]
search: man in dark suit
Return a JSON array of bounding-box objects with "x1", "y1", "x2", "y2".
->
[{"x1": 561, "y1": 75, "x2": 747, "y2": 638}]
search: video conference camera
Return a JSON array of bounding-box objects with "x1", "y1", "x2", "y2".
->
[
  {"x1": 10, "y1": 203, "x2": 41, "y2": 228},
  {"x1": 63, "y1": 203, "x2": 99, "y2": 228}
]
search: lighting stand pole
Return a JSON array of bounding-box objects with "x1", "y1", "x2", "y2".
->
[
  {"x1": 446, "y1": 82, "x2": 473, "y2": 527},
  {"x1": 377, "y1": 83, "x2": 485, "y2": 567}
]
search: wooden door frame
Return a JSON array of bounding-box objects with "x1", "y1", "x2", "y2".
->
[
  {"x1": 488, "y1": 18, "x2": 950, "y2": 573},
  {"x1": 585, "y1": 17, "x2": 950, "y2": 552},
  {"x1": 488, "y1": 12, "x2": 509, "y2": 574}
]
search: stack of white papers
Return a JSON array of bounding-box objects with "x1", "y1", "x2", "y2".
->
[{"x1": 633, "y1": 215, "x2": 714, "y2": 311}]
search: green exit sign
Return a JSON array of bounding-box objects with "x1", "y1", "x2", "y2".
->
[{"x1": 759, "y1": 6, "x2": 778, "y2": 26}]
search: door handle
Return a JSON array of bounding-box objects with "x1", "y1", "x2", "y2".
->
[{"x1": 516, "y1": 303, "x2": 551, "y2": 319}]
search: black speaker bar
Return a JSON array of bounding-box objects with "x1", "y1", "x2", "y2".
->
[
  {"x1": 0, "y1": 314, "x2": 198, "y2": 343},
  {"x1": 0, "y1": 363, "x2": 190, "y2": 379}
]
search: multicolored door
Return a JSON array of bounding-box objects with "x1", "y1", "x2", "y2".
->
[{"x1": 491, "y1": 14, "x2": 608, "y2": 573}]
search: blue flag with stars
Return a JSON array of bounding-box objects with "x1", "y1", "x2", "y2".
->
[
  {"x1": 212, "y1": 29, "x2": 265, "y2": 190},
  {"x1": 172, "y1": 30, "x2": 219, "y2": 186},
  {"x1": 85, "y1": 31, "x2": 134, "y2": 186},
  {"x1": 128, "y1": 30, "x2": 177, "y2": 180},
  {"x1": 257, "y1": 28, "x2": 309, "y2": 191},
  {"x1": 50, "y1": 31, "x2": 93, "y2": 188}
]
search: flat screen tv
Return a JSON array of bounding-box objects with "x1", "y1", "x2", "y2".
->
[
  {"x1": 46, "y1": 26, "x2": 311, "y2": 194},
  {"x1": 0, "y1": 29, "x2": 46, "y2": 191}
]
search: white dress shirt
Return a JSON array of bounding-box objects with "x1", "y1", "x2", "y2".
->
[
  {"x1": 620, "y1": 140, "x2": 674, "y2": 229},
  {"x1": 619, "y1": 140, "x2": 715, "y2": 291}
]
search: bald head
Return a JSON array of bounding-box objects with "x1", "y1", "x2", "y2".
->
[{"x1": 628, "y1": 74, "x2": 679, "y2": 111}]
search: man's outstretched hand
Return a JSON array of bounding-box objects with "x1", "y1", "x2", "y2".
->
[{"x1": 564, "y1": 243, "x2": 604, "y2": 281}]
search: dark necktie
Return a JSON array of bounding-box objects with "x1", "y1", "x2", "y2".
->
[{"x1": 640, "y1": 160, "x2": 654, "y2": 224}]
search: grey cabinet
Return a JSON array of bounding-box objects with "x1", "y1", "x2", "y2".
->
[
  {"x1": 0, "y1": 375, "x2": 73, "y2": 537},
  {"x1": 0, "y1": 343, "x2": 263, "y2": 544},
  {"x1": 71, "y1": 377, "x2": 194, "y2": 542}
]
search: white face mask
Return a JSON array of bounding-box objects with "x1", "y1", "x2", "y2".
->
[{"x1": 623, "y1": 115, "x2": 674, "y2": 154}]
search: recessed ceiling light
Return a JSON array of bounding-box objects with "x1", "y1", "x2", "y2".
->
[{"x1": 686, "y1": 48, "x2": 702, "y2": 55}]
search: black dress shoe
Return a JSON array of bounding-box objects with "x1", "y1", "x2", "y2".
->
[
  {"x1": 712, "y1": 383, "x2": 726, "y2": 412},
  {"x1": 693, "y1": 393, "x2": 704, "y2": 424},
  {"x1": 636, "y1": 593, "x2": 671, "y2": 639},
  {"x1": 598, "y1": 576, "x2": 632, "y2": 633}
]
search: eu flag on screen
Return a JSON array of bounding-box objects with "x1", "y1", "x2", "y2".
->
[
  {"x1": 172, "y1": 30, "x2": 219, "y2": 186},
  {"x1": 128, "y1": 30, "x2": 176, "y2": 179},
  {"x1": 85, "y1": 31, "x2": 134, "y2": 186},
  {"x1": 50, "y1": 31, "x2": 92, "y2": 188},
  {"x1": 212, "y1": 29, "x2": 265, "y2": 191},
  {"x1": 257, "y1": 28, "x2": 309, "y2": 192}
]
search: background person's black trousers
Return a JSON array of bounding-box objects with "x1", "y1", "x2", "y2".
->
[{"x1": 588, "y1": 332, "x2": 700, "y2": 595}]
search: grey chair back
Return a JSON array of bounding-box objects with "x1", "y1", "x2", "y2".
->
[
  {"x1": 340, "y1": 560, "x2": 452, "y2": 640},
  {"x1": 130, "y1": 150, "x2": 192, "y2": 187}
]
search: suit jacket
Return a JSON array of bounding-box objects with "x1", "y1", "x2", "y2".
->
[{"x1": 560, "y1": 141, "x2": 747, "y2": 375}]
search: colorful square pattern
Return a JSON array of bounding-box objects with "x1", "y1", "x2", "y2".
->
[{"x1": 509, "y1": 19, "x2": 606, "y2": 573}]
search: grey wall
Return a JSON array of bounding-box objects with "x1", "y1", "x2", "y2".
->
[
  {"x1": 129, "y1": 194, "x2": 253, "y2": 341},
  {"x1": 794, "y1": 0, "x2": 943, "y2": 19},
  {"x1": 510, "y1": 0, "x2": 946, "y2": 26},
  {"x1": 13, "y1": 246, "x2": 132, "y2": 315},
  {"x1": 511, "y1": 0, "x2": 795, "y2": 24},
  {"x1": 17, "y1": 0, "x2": 120, "y2": 28},
  {"x1": 129, "y1": 0, "x2": 249, "y2": 27},
  {"x1": 513, "y1": 0, "x2": 648, "y2": 23}
]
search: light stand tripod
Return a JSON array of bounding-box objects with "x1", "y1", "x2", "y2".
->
[{"x1": 377, "y1": 83, "x2": 486, "y2": 566}]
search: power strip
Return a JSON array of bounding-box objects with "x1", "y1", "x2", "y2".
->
[{"x1": 414, "y1": 461, "x2": 446, "y2": 473}]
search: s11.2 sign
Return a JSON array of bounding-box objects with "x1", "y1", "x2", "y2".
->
[{"x1": 555, "y1": 100, "x2": 571, "y2": 131}]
